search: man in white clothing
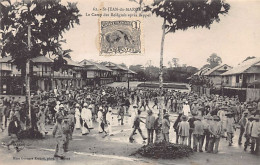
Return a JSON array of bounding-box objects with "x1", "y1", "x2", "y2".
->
[
  {"x1": 97, "y1": 107, "x2": 103, "y2": 133},
  {"x1": 106, "y1": 107, "x2": 114, "y2": 136},
  {"x1": 183, "y1": 101, "x2": 191, "y2": 117},
  {"x1": 81, "y1": 103, "x2": 90, "y2": 135}
]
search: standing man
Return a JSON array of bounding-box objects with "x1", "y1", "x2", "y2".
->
[
  {"x1": 37, "y1": 103, "x2": 47, "y2": 138},
  {"x1": 162, "y1": 113, "x2": 170, "y2": 142},
  {"x1": 117, "y1": 104, "x2": 125, "y2": 125},
  {"x1": 52, "y1": 118, "x2": 65, "y2": 159},
  {"x1": 178, "y1": 115, "x2": 190, "y2": 145},
  {"x1": 250, "y1": 115, "x2": 260, "y2": 154},
  {"x1": 238, "y1": 111, "x2": 248, "y2": 145},
  {"x1": 226, "y1": 112, "x2": 236, "y2": 146},
  {"x1": 106, "y1": 107, "x2": 114, "y2": 136},
  {"x1": 188, "y1": 113, "x2": 197, "y2": 147},
  {"x1": 193, "y1": 116, "x2": 204, "y2": 152},
  {"x1": 146, "y1": 109, "x2": 155, "y2": 144},
  {"x1": 124, "y1": 97, "x2": 130, "y2": 114},
  {"x1": 97, "y1": 107, "x2": 103, "y2": 133}
]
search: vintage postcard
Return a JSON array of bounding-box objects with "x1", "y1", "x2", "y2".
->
[{"x1": 0, "y1": 0, "x2": 259, "y2": 165}]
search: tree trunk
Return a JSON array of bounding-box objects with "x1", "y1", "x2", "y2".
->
[
  {"x1": 26, "y1": 24, "x2": 32, "y2": 128},
  {"x1": 159, "y1": 19, "x2": 166, "y2": 93}
]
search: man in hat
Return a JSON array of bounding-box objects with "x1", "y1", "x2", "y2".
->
[
  {"x1": 244, "y1": 115, "x2": 254, "y2": 151},
  {"x1": 106, "y1": 107, "x2": 113, "y2": 136},
  {"x1": 188, "y1": 113, "x2": 197, "y2": 147},
  {"x1": 193, "y1": 115, "x2": 204, "y2": 152},
  {"x1": 146, "y1": 109, "x2": 155, "y2": 144},
  {"x1": 74, "y1": 103, "x2": 81, "y2": 130},
  {"x1": 55, "y1": 104, "x2": 64, "y2": 122},
  {"x1": 52, "y1": 117, "x2": 65, "y2": 159},
  {"x1": 250, "y1": 115, "x2": 260, "y2": 154},
  {"x1": 208, "y1": 115, "x2": 222, "y2": 153},
  {"x1": 7, "y1": 116, "x2": 21, "y2": 151},
  {"x1": 62, "y1": 117, "x2": 71, "y2": 152},
  {"x1": 86, "y1": 104, "x2": 93, "y2": 128},
  {"x1": 129, "y1": 110, "x2": 147, "y2": 143},
  {"x1": 226, "y1": 112, "x2": 236, "y2": 146},
  {"x1": 67, "y1": 110, "x2": 75, "y2": 140},
  {"x1": 201, "y1": 115, "x2": 213, "y2": 152},
  {"x1": 162, "y1": 113, "x2": 170, "y2": 142},
  {"x1": 182, "y1": 101, "x2": 191, "y2": 117},
  {"x1": 97, "y1": 107, "x2": 104, "y2": 133},
  {"x1": 179, "y1": 115, "x2": 190, "y2": 145},
  {"x1": 81, "y1": 103, "x2": 90, "y2": 135},
  {"x1": 238, "y1": 110, "x2": 249, "y2": 145}
]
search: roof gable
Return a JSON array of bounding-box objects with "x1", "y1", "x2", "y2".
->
[{"x1": 222, "y1": 57, "x2": 260, "y2": 76}]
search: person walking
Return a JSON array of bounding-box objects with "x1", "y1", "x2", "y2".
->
[
  {"x1": 129, "y1": 110, "x2": 147, "y2": 143},
  {"x1": 6, "y1": 116, "x2": 21, "y2": 151},
  {"x1": 52, "y1": 118, "x2": 65, "y2": 159}
]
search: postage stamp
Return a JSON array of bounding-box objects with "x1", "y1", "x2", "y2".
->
[{"x1": 99, "y1": 19, "x2": 144, "y2": 56}]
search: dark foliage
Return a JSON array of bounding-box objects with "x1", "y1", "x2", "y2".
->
[
  {"x1": 18, "y1": 128, "x2": 43, "y2": 139},
  {"x1": 0, "y1": 0, "x2": 81, "y2": 70},
  {"x1": 131, "y1": 142, "x2": 193, "y2": 159}
]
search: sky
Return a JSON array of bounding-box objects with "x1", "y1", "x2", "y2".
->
[{"x1": 60, "y1": 0, "x2": 260, "y2": 69}]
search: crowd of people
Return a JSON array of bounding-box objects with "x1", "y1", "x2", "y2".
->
[{"x1": 0, "y1": 86, "x2": 259, "y2": 159}]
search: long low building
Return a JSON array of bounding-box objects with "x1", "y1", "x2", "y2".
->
[{"x1": 0, "y1": 56, "x2": 125, "y2": 95}]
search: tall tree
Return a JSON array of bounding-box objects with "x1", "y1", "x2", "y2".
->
[
  {"x1": 0, "y1": 0, "x2": 81, "y2": 129},
  {"x1": 1, "y1": 0, "x2": 81, "y2": 69},
  {"x1": 206, "y1": 53, "x2": 222, "y2": 68},
  {"x1": 135, "y1": 0, "x2": 230, "y2": 91},
  {"x1": 172, "y1": 58, "x2": 179, "y2": 67}
]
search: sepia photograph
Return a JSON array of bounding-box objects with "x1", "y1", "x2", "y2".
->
[{"x1": 0, "y1": 0, "x2": 259, "y2": 165}]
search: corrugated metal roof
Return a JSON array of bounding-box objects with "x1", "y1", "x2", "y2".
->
[
  {"x1": 204, "y1": 64, "x2": 231, "y2": 76},
  {"x1": 79, "y1": 59, "x2": 112, "y2": 72},
  {"x1": 31, "y1": 56, "x2": 53, "y2": 63},
  {"x1": 193, "y1": 67, "x2": 211, "y2": 76},
  {"x1": 105, "y1": 62, "x2": 128, "y2": 71},
  {"x1": 64, "y1": 57, "x2": 81, "y2": 67},
  {"x1": 221, "y1": 57, "x2": 260, "y2": 76}
]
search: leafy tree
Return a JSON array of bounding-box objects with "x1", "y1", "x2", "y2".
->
[
  {"x1": 0, "y1": 0, "x2": 81, "y2": 71},
  {"x1": 0, "y1": 0, "x2": 80, "y2": 130},
  {"x1": 134, "y1": 0, "x2": 230, "y2": 90},
  {"x1": 206, "y1": 53, "x2": 222, "y2": 68}
]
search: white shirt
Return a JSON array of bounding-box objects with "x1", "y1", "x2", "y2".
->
[{"x1": 183, "y1": 104, "x2": 191, "y2": 116}]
